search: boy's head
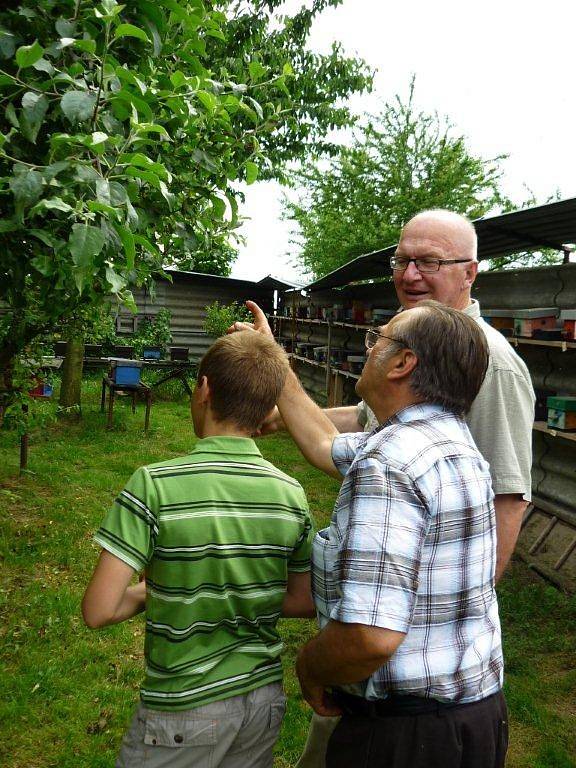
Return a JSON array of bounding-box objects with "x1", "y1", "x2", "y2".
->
[{"x1": 192, "y1": 331, "x2": 289, "y2": 437}]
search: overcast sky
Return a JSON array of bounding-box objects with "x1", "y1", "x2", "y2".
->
[{"x1": 230, "y1": 0, "x2": 576, "y2": 284}]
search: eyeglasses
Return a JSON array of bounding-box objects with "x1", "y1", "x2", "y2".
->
[
  {"x1": 365, "y1": 328, "x2": 406, "y2": 350},
  {"x1": 390, "y1": 256, "x2": 473, "y2": 273}
]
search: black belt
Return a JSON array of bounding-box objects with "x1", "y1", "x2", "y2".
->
[{"x1": 332, "y1": 689, "x2": 500, "y2": 718}]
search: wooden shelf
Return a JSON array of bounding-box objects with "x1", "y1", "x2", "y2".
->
[
  {"x1": 272, "y1": 315, "x2": 576, "y2": 350},
  {"x1": 289, "y1": 354, "x2": 361, "y2": 380},
  {"x1": 509, "y1": 337, "x2": 576, "y2": 351},
  {"x1": 271, "y1": 315, "x2": 370, "y2": 331},
  {"x1": 533, "y1": 421, "x2": 576, "y2": 443}
]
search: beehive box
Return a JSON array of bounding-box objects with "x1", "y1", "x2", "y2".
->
[
  {"x1": 111, "y1": 359, "x2": 143, "y2": 386},
  {"x1": 513, "y1": 308, "x2": 558, "y2": 338},
  {"x1": 560, "y1": 310, "x2": 576, "y2": 341},
  {"x1": 547, "y1": 395, "x2": 576, "y2": 431}
]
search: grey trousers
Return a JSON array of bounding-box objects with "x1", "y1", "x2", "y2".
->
[
  {"x1": 294, "y1": 714, "x2": 339, "y2": 768},
  {"x1": 116, "y1": 682, "x2": 286, "y2": 768}
]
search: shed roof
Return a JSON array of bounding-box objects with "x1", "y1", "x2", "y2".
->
[
  {"x1": 162, "y1": 268, "x2": 298, "y2": 291},
  {"x1": 306, "y1": 197, "x2": 576, "y2": 291}
]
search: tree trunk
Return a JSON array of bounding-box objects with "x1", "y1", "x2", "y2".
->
[{"x1": 58, "y1": 336, "x2": 85, "y2": 418}]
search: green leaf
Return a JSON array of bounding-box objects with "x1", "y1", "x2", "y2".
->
[
  {"x1": 113, "y1": 23, "x2": 150, "y2": 43},
  {"x1": 109, "y1": 182, "x2": 128, "y2": 206},
  {"x1": 126, "y1": 167, "x2": 160, "y2": 188},
  {"x1": 245, "y1": 161, "x2": 258, "y2": 185},
  {"x1": 61, "y1": 91, "x2": 96, "y2": 123},
  {"x1": 30, "y1": 197, "x2": 74, "y2": 215},
  {"x1": 105, "y1": 266, "x2": 127, "y2": 293},
  {"x1": 87, "y1": 201, "x2": 117, "y2": 216},
  {"x1": 115, "y1": 224, "x2": 135, "y2": 270},
  {"x1": 282, "y1": 62, "x2": 293, "y2": 76},
  {"x1": 15, "y1": 41, "x2": 44, "y2": 69},
  {"x1": 196, "y1": 90, "x2": 217, "y2": 114},
  {"x1": 191, "y1": 149, "x2": 219, "y2": 173},
  {"x1": 248, "y1": 60, "x2": 267, "y2": 83},
  {"x1": 9, "y1": 169, "x2": 43, "y2": 205},
  {"x1": 0, "y1": 28, "x2": 16, "y2": 59},
  {"x1": 90, "y1": 131, "x2": 108, "y2": 146},
  {"x1": 159, "y1": 180, "x2": 175, "y2": 210},
  {"x1": 210, "y1": 195, "x2": 226, "y2": 219},
  {"x1": 32, "y1": 58, "x2": 55, "y2": 75},
  {"x1": 6, "y1": 102, "x2": 19, "y2": 129},
  {"x1": 96, "y1": 178, "x2": 111, "y2": 205},
  {"x1": 69, "y1": 223, "x2": 106, "y2": 267},
  {"x1": 42, "y1": 161, "x2": 69, "y2": 182},
  {"x1": 20, "y1": 92, "x2": 49, "y2": 144},
  {"x1": 73, "y1": 39, "x2": 97, "y2": 54},
  {"x1": 56, "y1": 19, "x2": 76, "y2": 37},
  {"x1": 29, "y1": 228, "x2": 58, "y2": 247}
]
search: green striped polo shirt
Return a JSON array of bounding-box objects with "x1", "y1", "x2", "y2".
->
[{"x1": 95, "y1": 436, "x2": 313, "y2": 711}]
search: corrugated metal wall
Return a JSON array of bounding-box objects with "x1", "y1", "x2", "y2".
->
[
  {"x1": 286, "y1": 264, "x2": 576, "y2": 530},
  {"x1": 122, "y1": 276, "x2": 276, "y2": 358}
]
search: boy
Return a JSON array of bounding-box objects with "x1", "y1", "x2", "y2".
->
[{"x1": 82, "y1": 331, "x2": 315, "y2": 768}]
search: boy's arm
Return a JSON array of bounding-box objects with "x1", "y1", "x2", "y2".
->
[
  {"x1": 281, "y1": 571, "x2": 316, "y2": 618},
  {"x1": 82, "y1": 550, "x2": 146, "y2": 629}
]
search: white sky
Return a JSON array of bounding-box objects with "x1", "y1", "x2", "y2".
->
[{"x1": 231, "y1": 0, "x2": 576, "y2": 284}]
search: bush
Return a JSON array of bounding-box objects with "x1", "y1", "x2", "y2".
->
[
  {"x1": 203, "y1": 302, "x2": 252, "y2": 338},
  {"x1": 132, "y1": 309, "x2": 172, "y2": 358}
]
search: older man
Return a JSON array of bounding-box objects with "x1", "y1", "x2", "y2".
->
[
  {"x1": 236, "y1": 300, "x2": 506, "y2": 768},
  {"x1": 265, "y1": 210, "x2": 535, "y2": 768}
]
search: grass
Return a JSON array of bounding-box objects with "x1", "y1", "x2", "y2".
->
[{"x1": 0, "y1": 379, "x2": 574, "y2": 768}]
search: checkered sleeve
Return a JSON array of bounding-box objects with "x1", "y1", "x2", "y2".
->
[
  {"x1": 330, "y1": 457, "x2": 430, "y2": 633},
  {"x1": 94, "y1": 467, "x2": 159, "y2": 572},
  {"x1": 332, "y1": 431, "x2": 368, "y2": 477}
]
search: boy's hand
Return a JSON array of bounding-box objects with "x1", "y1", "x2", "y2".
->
[{"x1": 227, "y1": 301, "x2": 274, "y2": 339}]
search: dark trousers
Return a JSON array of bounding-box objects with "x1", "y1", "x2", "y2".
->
[{"x1": 326, "y1": 691, "x2": 508, "y2": 768}]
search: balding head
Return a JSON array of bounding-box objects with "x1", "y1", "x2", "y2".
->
[
  {"x1": 393, "y1": 209, "x2": 479, "y2": 311},
  {"x1": 404, "y1": 210, "x2": 477, "y2": 261}
]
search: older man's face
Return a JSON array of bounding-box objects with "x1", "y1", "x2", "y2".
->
[{"x1": 393, "y1": 218, "x2": 477, "y2": 311}]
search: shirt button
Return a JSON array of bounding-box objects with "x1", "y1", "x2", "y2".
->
[{"x1": 174, "y1": 734, "x2": 183, "y2": 744}]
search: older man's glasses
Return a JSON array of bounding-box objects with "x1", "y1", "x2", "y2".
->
[
  {"x1": 390, "y1": 256, "x2": 473, "y2": 273},
  {"x1": 365, "y1": 329, "x2": 406, "y2": 350}
]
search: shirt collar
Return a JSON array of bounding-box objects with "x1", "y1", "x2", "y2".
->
[
  {"x1": 463, "y1": 299, "x2": 481, "y2": 319},
  {"x1": 371, "y1": 402, "x2": 450, "y2": 434},
  {"x1": 192, "y1": 436, "x2": 262, "y2": 457}
]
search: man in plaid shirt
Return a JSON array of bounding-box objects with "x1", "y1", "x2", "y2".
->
[{"x1": 233, "y1": 299, "x2": 506, "y2": 768}]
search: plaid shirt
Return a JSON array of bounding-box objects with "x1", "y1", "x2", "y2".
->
[{"x1": 313, "y1": 403, "x2": 503, "y2": 704}]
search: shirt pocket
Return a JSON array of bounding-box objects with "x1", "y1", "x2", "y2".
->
[{"x1": 143, "y1": 710, "x2": 217, "y2": 747}]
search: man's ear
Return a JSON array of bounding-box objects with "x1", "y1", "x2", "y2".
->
[
  {"x1": 464, "y1": 260, "x2": 478, "y2": 288},
  {"x1": 387, "y1": 349, "x2": 418, "y2": 381}
]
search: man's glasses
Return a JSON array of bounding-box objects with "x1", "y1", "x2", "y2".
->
[
  {"x1": 390, "y1": 256, "x2": 473, "y2": 273},
  {"x1": 365, "y1": 329, "x2": 406, "y2": 350}
]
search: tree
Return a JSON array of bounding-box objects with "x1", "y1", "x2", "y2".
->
[
  {"x1": 0, "y1": 0, "x2": 298, "y2": 401},
  {"x1": 213, "y1": 1, "x2": 374, "y2": 179},
  {"x1": 284, "y1": 79, "x2": 511, "y2": 279}
]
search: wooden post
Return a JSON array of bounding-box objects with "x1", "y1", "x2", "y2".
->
[
  {"x1": 107, "y1": 384, "x2": 114, "y2": 429},
  {"x1": 19, "y1": 403, "x2": 29, "y2": 473},
  {"x1": 325, "y1": 321, "x2": 332, "y2": 399}
]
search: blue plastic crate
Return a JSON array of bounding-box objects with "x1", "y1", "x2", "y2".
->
[{"x1": 113, "y1": 363, "x2": 142, "y2": 386}]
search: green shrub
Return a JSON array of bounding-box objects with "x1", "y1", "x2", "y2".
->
[{"x1": 203, "y1": 301, "x2": 252, "y2": 338}]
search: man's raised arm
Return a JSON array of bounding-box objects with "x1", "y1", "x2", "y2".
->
[{"x1": 231, "y1": 302, "x2": 341, "y2": 478}]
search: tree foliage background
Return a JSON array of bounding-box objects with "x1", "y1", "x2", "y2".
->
[
  {"x1": 0, "y1": 0, "x2": 372, "y2": 388},
  {"x1": 283, "y1": 80, "x2": 558, "y2": 280}
]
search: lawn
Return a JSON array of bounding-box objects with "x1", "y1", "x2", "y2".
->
[{"x1": 0, "y1": 381, "x2": 574, "y2": 768}]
